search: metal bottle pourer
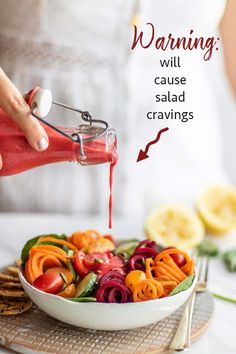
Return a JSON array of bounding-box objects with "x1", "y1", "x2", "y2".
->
[{"x1": 28, "y1": 87, "x2": 109, "y2": 160}]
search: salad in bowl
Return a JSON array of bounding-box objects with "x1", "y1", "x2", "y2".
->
[{"x1": 19, "y1": 230, "x2": 196, "y2": 330}]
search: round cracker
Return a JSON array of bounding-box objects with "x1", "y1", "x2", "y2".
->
[
  {"x1": 0, "y1": 289, "x2": 27, "y2": 298},
  {"x1": 0, "y1": 281, "x2": 23, "y2": 289},
  {"x1": 6, "y1": 266, "x2": 19, "y2": 276},
  {"x1": 0, "y1": 297, "x2": 32, "y2": 315},
  {"x1": 0, "y1": 273, "x2": 19, "y2": 282}
]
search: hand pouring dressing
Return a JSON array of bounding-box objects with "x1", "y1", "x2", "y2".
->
[{"x1": 0, "y1": 88, "x2": 118, "y2": 228}]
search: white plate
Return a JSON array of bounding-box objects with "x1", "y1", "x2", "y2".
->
[{"x1": 19, "y1": 268, "x2": 197, "y2": 331}]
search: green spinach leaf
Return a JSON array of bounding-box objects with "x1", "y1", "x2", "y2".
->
[
  {"x1": 115, "y1": 239, "x2": 139, "y2": 260},
  {"x1": 21, "y1": 235, "x2": 41, "y2": 264},
  {"x1": 169, "y1": 274, "x2": 195, "y2": 296},
  {"x1": 223, "y1": 249, "x2": 236, "y2": 272},
  {"x1": 197, "y1": 239, "x2": 218, "y2": 257}
]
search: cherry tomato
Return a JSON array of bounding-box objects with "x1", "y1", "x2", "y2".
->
[
  {"x1": 97, "y1": 256, "x2": 125, "y2": 275},
  {"x1": 45, "y1": 267, "x2": 73, "y2": 284},
  {"x1": 83, "y1": 252, "x2": 109, "y2": 271},
  {"x1": 103, "y1": 234, "x2": 115, "y2": 244},
  {"x1": 106, "y1": 251, "x2": 114, "y2": 259},
  {"x1": 33, "y1": 272, "x2": 63, "y2": 294},
  {"x1": 58, "y1": 283, "x2": 76, "y2": 298},
  {"x1": 73, "y1": 251, "x2": 90, "y2": 277},
  {"x1": 165, "y1": 247, "x2": 186, "y2": 268},
  {"x1": 125, "y1": 270, "x2": 146, "y2": 292},
  {"x1": 109, "y1": 255, "x2": 125, "y2": 269},
  {"x1": 87, "y1": 238, "x2": 115, "y2": 253}
]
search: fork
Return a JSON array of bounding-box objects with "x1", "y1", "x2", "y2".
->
[{"x1": 169, "y1": 255, "x2": 209, "y2": 352}]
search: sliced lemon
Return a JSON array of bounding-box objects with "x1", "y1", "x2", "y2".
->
[
  {"x1": 145, "y1": 205, "x2": 204, "y2": 250},
  {"x1": 196, "y1": 185, "x2": 236, "y2": 235}
]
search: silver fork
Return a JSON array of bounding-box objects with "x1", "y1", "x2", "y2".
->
[{"x1": 169, "y1": 254, "x2": 209, "y2": 352}]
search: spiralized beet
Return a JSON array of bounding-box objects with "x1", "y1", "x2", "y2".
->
[
  {"x1": 126, "y1": 287, "x2": 132, "y2": 302},
  {"x1": 135, "y1": 240, "x2": 158, "y2": 252},
  {"x1": 96, "y1": 280, "x2": 131, "y2": 303},
  {"x1": 99, "y1": 270, "x2": 125, "y2": 287},
  {"x1": 128, "y1": 240, "x2": 158, "y2": 271},
  {"x1": 128, "y1": 254, "x2": 146, "y2": 271},
  {"x1": 107, "y1": 288, "x2": 120, "y2": 303},
  {"x1": 134, "y1": 247, "x2": 157, "y2": 258}
]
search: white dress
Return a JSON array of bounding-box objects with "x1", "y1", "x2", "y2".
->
[{"x1": 0, "y1": 0, "x2": 233, "y2": 220}]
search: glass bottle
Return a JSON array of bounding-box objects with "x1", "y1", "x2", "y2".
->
[{"x1": 0, "y1": 109, "x2": 117, "y2": 177}]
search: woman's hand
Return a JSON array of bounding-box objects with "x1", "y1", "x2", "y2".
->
[{"x1": 0, "y1": 68, "x2": 49, "y2": 170}]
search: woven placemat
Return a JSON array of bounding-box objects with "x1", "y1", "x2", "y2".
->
[{"x1": 0, "y1": 291, "x2": 213, "y2": 354}]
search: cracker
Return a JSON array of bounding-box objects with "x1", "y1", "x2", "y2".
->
[
  {"x1": 0, "y1": 297, "x2": 32, "y2": 315},
  {"x1": 6, "y1": 266, "x2": 19, "y2": 276},
  {"x1": 15, "y1": 259, "x2": 22, "y2": 267},
  {"x1": 0, "y1": 273, "x2": 19, "y2": 282},
  {"x1": 0, "y1": 288, "x2": 27, "y2": 298},
  {"x1": 0, "y1": 281, "x2": 23, "y2": 289}
]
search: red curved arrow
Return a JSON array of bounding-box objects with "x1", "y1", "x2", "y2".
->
[{"x1": 136, "y1": 127, "x2": 169, "y2": 162}]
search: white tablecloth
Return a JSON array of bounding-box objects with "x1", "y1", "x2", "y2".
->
[{"x1": 0, "y1": 213, "x2": 236, "y2": 354}]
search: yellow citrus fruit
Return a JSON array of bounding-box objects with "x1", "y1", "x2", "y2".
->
[
  {"x1": 145, "y1": 205, "x2": 204, "y2": 250},
  {"x1": 196, "y1": 185, "x2": 236, "y2": 235}
]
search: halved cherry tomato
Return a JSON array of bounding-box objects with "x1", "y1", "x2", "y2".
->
[
  {"x1": 33, "y1": 272, "x2": 63, "y2": 294},
  {"x1": 45, "y1": 267, "x2": 73, "y2": 284},
  {"x1": 58, "y1": 283, "x2": 76, "y2": 298},
  {"x1": 106, "y1": 252, "x2": 114, "y2": 259},
  {"x1": 125, "y1": 270, "x2": 146, "y2": 292},
  {"x1": 165, "y1": 247, "x2": 186, "y2": 268},
  {"x1": 103, "y1": 234, "x2": 115, "y2": 244},
  {"x1": 83, "y1": 252, "x2": 109, "y2": 271},
  {"x1": 97, "y1": 256, "x2": 125, "y2": 275},
  {"x1": 87, "y1": 238, "x2": 115, "y2": 254},
  {"x1": 73, "y1": 251, "x2": 90, "y2": 277}
]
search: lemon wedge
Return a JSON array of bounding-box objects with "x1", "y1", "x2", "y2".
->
[
  {"x1": 145, "y1": 205, "x2": 204, "y2": 250},
  {"x1": 196, "y1": 185, "x2": 236, "y2": 235}
]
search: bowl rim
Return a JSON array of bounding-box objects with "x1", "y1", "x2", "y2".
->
[{"x1": 19, "y1": 267, "x2": 197, "y2": 306}]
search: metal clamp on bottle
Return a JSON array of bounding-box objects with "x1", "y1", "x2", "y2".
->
[{"x1": 27, "y1": 87, "x2": 109, "y2": 161}]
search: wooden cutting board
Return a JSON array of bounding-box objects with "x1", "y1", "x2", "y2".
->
[{"x1": 0, "y1": 291, "x2": 213, "y2": 354}]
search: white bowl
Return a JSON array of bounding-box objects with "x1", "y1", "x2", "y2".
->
[{"x1": 19, "y1": 269, "x2": 197, "y2": 331}]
